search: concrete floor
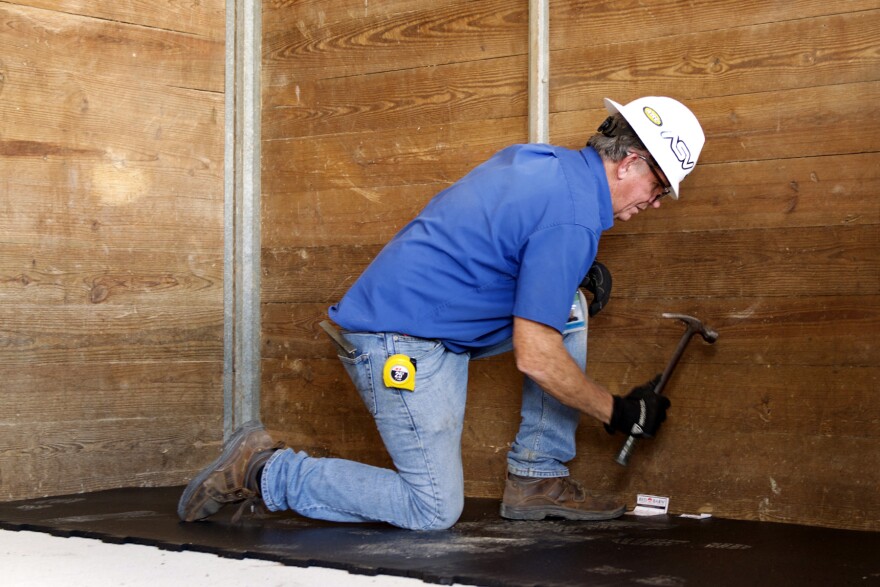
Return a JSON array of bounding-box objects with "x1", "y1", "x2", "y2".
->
[{"x1": 0, "y1": 529, "x2": 471, "y2": 587}]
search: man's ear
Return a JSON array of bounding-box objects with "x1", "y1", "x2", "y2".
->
[{"x1": 616, "y1": 153, "x2": 637, "y2": 180}]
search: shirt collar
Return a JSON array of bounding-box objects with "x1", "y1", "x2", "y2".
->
[{"x1": 580, "y1": 146, "x2": 614, "y2": 231}]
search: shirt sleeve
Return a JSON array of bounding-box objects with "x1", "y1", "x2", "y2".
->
[{"x1": 513, "y1": 224, "x2": 598, "y2": 333}]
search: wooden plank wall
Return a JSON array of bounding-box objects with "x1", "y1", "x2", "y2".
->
[
  {"x1": 261, "y1": 1, "x2": 879, "y2": 531},
  {"x1": 0, "y1": 1, "x2": 226, "y2": 500}
]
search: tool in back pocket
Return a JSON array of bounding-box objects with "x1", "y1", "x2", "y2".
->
[{"x1": 319, "y1": 320, "x2": 357, "y2": 358}]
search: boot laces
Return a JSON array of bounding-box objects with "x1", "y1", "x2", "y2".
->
[
  {"x1": 231, "y1": 491, "x2": 262, "y2": 524},
  {"x1": 560, "y1": 477, "x2": 586, "y2": 502},
  {"x1": 230, "y1": 441, "x2": 285, "y2": 524}
]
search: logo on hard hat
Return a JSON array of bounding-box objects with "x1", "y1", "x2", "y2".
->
[
  {"x1": 643, "y1": 107, "x2": 662, "y2": 126},
  {"x1": 661, "y1": 131, "x2": 696, "y2": 170}
]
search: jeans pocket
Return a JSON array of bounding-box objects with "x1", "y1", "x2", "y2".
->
[
  {"x1": 392, "y1": 337, "x2": 445, "y2": 376},
  {"x1": 338, "y1": 353, "x2": 377, "y2": 415}
]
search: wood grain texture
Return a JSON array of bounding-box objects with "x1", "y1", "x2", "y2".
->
[
  {"x1": 552, "y1": 0, "x2": 880, "y2": 48},
  {"x1": 264, "y1": 54, "x2": 527, "y2": 138},
  {"x1": 0, "y1": 362, "x2": 222, "y2": 423},
  {"x1": 0, "y1": 1, "x2": 225, "y2": 501},
  {"x1": 262, "y1": 114, "x2": 525, "y2": 185},
  {"x1": 2, "y1": 0, "x2": 225, "y2": 39},
  {"x1": 263, "y1": 0, "x2": 527, "y2": 81},
  {"x1": 551, "y1": 11, "x2": 880, "y2": 111},
  {"x1": 0, "y1": 416, "x2": 223, "y2": 500},
  {"x1": 0, "y1": 304, "x2": 222, "y2": 366},
  {"x1": 0, "y1": 246, "x2": 223, "y2": 306},
  {"x1": 259, "y1": 0, "x2": 879, "y2": 531},
  {"x1": 0, "y1": 4, "x2": 224, "y2": 92}
]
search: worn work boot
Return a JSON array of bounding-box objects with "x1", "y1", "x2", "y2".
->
[
  {"x1": 177, "y1": 421, "x2": 283, "y2": 522},
  {"x1": 500, "y1": 473, "x2": 625, "y2": 521}
]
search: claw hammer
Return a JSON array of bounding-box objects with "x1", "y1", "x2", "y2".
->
[{"x1": 616, "y1": 313, "x2": 719, "y2": 466}]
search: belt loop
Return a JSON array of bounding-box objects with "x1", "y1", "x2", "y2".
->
[{"x1": 383, "y1": 332, "x2": 396, "y2": 357}]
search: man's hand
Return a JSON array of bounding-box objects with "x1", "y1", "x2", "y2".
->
[
  {"x1": 580, "y1": 261, "x2": 611, "y2": 317},
  {"x1": 604, "y1": 375, "x2": 670, "y2": 438}
]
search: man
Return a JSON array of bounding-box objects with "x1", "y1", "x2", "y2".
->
[{"x1": 178, "y1": 96, "x2": 706, "y2": 530}]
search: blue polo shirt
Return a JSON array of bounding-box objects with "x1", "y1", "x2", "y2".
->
[{"x1": 329, "y1": 144, "x2": 614, "y2": 353}]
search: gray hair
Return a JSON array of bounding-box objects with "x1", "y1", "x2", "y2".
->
[{"x1": 587, "y1": 113, "x2": 648, "y2": 161}]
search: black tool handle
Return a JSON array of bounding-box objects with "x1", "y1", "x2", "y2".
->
[{"x1": 615, "y1": 330, "x2": 694, "y2": 466}]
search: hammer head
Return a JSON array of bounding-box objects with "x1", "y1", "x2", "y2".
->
[{"x1": 662, "y1": 312, "x2": 719, "y2": 343}]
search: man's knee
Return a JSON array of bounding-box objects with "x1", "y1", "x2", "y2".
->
[
  {"x1": 419, "y1": 492, "x2": 464, "y2": 530},
  {"x1": 404, "y1": 484, "x2": 464, "y2": 531}
]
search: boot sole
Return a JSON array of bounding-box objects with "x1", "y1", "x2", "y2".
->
[
  {"x1": 500, "y1": 503, "x2": 625, "y2": 521},
  {"x1": 177, "y1": 421, "x2": 265, "y2": 522}
]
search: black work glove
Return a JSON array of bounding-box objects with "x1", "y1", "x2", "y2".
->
[
  {"x1": 604, "y1": 375, "x2": 670, "y2": 438},
  {"x1": 580, "y1": 261, "x2": 612, "y2": 317}
]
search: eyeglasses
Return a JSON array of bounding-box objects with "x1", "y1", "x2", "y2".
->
[{"x1": 633, "y1": 154, "x2": 672, "y2": 202}]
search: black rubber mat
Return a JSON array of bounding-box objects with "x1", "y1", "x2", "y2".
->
[{"x1": 0, "y1": 487, "x2": 877, "y2": 586}]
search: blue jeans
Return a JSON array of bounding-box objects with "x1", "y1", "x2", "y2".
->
[{"x1": 262, "y1": 293, "x2": 588, "y2": 530}]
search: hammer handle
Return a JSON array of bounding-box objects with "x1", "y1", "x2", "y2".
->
[
  {"x1": 655, "y1": 330, "x2": 696, "y2": 395},
  {"x1": 615, "y1": 330, "x2": 696, "y2": 466},
  {"x1": 615, "y1": 435, "x2": 638, "y2": 466}
]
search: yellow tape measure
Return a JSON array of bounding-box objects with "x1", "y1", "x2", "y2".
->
[{"x1": 383, "y1": 354, "x2": 416, "y2": 391}]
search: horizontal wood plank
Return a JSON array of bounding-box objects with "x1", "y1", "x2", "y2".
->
[
  {"x1": 0, "y1": 4, "x2": 224, "y2": 92},
  {"x1": 262, "y1": 114, "x2": 525, "y2": 193},
  {"x1": 597, "y1": 224, "x2": 879, "y2": 298},
  {"x1": 262, "y1": 357, "x2": 392, "y2": 468},
  {"x1": 2, "y1": 0, "x2": 225, "y2": 39},
  {"x1": 264, "y1": 54, "x2": 527, "y2": 138},
  {"x1": 552, "y1": 11, "x2": 880, "y2": 111},
  {"x1": 0, "y1": 362, "x2": 222, "y2": 424},
  {"x1": 567, "y1": 428, "x2": 879, "y2": 531},
  {"x1": 0, "y1": 305, "x2": 222, "y2": 365},
  {"x1": 552, "y1": 0, "x2": 880, "y2": 49},
  {"x1": 2, "y1": 74, "x2": 223, "y2": 174},
  {"x1": 263, "y1": 0, "x2": 526, "y2": 82},
  {"x1": 585, "y1": 296, "x2": 877, "y2": 368},
  {"x1": 0, "y1": 159, "x2": 223, "y2": 250},
  {"x1": 261, "y1": 184, "x2": 433, "y2": 250},
  {"x1": 0, "y1": 416, "x2": 223, "y2": 501},
  {"x1": 0, "y1": 246, "x2": 223, "y2": 306},
  {"x1": 261, "y1": 245, "x2": 381, "y2": 304}
]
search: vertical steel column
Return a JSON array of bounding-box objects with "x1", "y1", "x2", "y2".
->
[
  {"x1": 529, "y1": 0, "x2": 550, "y2": 144},
  {"x1": 224, "y1": 0, "x2": 262, "y2": 440}
]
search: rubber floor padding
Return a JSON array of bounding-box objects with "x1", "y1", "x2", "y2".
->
[{"x1": 0, "y1": 487, "x2": 877, "y2": 586}]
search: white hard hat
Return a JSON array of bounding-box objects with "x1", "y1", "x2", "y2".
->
[{"x1": 604, "y1": 96, "x2": 705, "y2": 199}]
